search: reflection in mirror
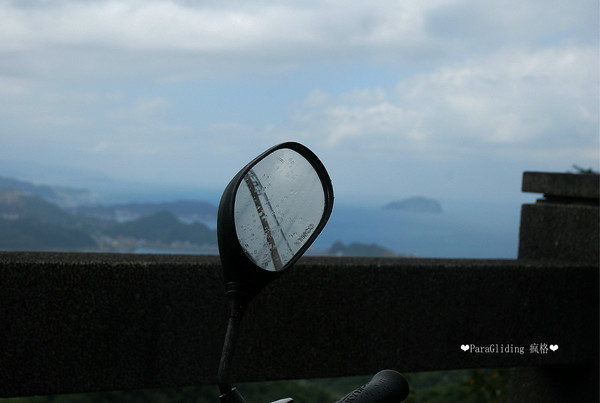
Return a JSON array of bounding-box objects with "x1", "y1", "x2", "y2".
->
[{"x1": 234, "y1": 148, "x2": 325, "y2": 271}]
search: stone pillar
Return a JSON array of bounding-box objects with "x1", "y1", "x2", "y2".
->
[
  {"x1": 511, "y1": 171, "x2": 599, "y2": 402},
  {"x1": 518, "y1": 171, "x2": 599, "y2": 263}
]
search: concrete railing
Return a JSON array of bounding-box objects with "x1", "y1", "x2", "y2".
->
[
  {"x1": 0, "y1": 254, "x2": 597, "y2": 400},
  {"x1": 0, "y1": 172, "x2": 598, "y2": 402}
]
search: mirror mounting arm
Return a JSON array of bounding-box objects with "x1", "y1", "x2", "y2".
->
[
  {"x1": 219, "y1": 387, "x2": 247, "y2": 403},
  {"x1": 218, "y1": 289, "x2": 252, "y2": 398},
  {"x1": 216, "y1": 142, "x2": 334, "y2": 403}
]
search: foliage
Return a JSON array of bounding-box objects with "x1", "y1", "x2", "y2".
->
[
  {"x1": 402, "y1": 369, "x2": 509, "y2": 403},
  {"x1": 0, "y1": 370, "x2": 509, "y2": 403},
  {"x1": 0, "y1": 386, "x2": 218, "y2": 403},
  {"x1": 236, "y1": 380, "x2": 337, "y2": 403},
  {"x1": 570, "y1": 164, "x2": 599, "y2": 175}
]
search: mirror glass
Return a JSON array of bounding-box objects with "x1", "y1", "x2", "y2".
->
[{"x1": 234, "y1": 148, "x2": 325, "y2": 271}]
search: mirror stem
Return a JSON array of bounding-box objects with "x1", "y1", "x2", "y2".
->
[{"x1": 218, "y1": 289, "x2": 251, "y2": 395}]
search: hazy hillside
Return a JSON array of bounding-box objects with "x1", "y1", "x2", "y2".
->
[
  {"x1": 0, "y1": 178, "x2": 220, "y2": 252},
  {"x1": 0, "y1": 175, "x2": 93, "y2": 207},
  {"x1": 0, "y1": 189, "x2": 96, "y2": 251},
  {"x1": 0, "y1": 176, "x2": 58, "y2": 198},
  {"x1": 72, "y1": 200, "x2": 217, "y2": 222},
  {"x1": 104, "y1": 211, "x2": 217, "y2": 246},
  {"x1": 0, "y1": 219, "x2": 96, "y2": 251},
  {"x1": 0, "y1": 189, "x2": 79, "y2": 228},
  {"x1": 0, "y1": 175, "x2": 405, "y2": 257}
]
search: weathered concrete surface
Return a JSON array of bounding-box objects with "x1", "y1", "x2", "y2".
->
[
  {"x1": 519, "y1": 203, "x2": 599, "y2": 262},
  {"x1": 519, "y1": 172, "x2": 599, "y2": 263},
  {"x1": 522, "y1": 171, "x2": 599, "y2": 200},
  {"x1": 1, "y1": 253, "x2": 597, "y2": 398},
  {"x1": 514, "y1": 171, "x2": 599, "y2": 402},
  {"x1": 0, "y1": 253, "x2": 225, "y2": 397},
  {"x1": 510, "y1": 364, "x2": 599, "y2": 403}
]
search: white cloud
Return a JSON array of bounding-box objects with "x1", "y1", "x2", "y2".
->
[
  {"x1": 0, "y1": 0, "x2": 596, "y2": 89},
  {"x1": 291, "y1": 44, "x2": 598, "y2": 158},
  {"x1": 0, "y1": 76, "x2": 28, "y2": 96},
  {"x1": 0, "y1": 0, "x2": 597, "y2": 202},
  {"x1": 1, "y1": 0, "x2": 438, "y2": 53}
]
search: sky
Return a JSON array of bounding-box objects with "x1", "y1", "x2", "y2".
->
[{"x1": 0, "y1": 0, "x2": 598, "y2": 206}]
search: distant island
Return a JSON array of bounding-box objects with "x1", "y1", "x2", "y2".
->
[{"x1": 384, "y1": 196, "x2": 442, "y2": 214}]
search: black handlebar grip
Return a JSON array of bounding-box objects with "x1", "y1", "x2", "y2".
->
[{"x1": 336, "y1": 370, "x2": 409, "y2": 403}]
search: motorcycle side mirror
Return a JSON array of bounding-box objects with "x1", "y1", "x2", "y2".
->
[{"x1": 216, "y1": 142, "x2": 334, "y2": 402}]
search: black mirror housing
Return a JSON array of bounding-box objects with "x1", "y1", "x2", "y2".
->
[
  {"x1": 216, "y1": 141, "x2": 334, "y2": 398},
  {"x1": 217, "y1": 142, "x2": 334, "y2": 297}
]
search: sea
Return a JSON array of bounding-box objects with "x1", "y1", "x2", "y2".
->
[
  {"x1": 95, "y1": 185, "x2": 524, "y2": 259},
  {"x1": 310, "y1": 200, "x2": 522, "y2": 259}
]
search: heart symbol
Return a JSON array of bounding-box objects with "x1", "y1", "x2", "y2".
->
[
  {"x1": 550, "y1": 344, "x2": 559, "y2": 351},
  {"x1": 461, "y1": 344, "x2": 469, "y2": 351}
]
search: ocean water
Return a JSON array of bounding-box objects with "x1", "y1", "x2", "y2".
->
[
  {"x1": 311, "y1": 200, "x2": 522, "y2": 259},
  {"x1": 105, "y1": 182, "x2": 523, "y2": 259}
]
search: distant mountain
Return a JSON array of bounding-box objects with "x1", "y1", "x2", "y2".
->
[
  {"x1": 0, "y1": 175, "x2": 218, "y2": 222},
  {"x1": 0, "y1": 176, "x2": 221, "y2": 252},
  {"x1": 72, "y1": 200, "x2": 217, "y2": 222},
  {"x1": 384, "y1": 197, "x2": 443, "y2": 214},
  {"x1": 0, "y1": 176, "x2": 93, "y2": 207},
  {"x1": 0, "y1": 189, "x2": 96, "y2": 251},
  {"x1": 104, "y1": 211, "x2": 217, "y2": 245},
  {"x1": 0, "y1": 189, "x2": 78, "y2": 227},
  {"x1": 0, "y1": 176, "x2": 57, "y2": 198},
  {"x1": 0, "y1": 218, "x2": 96, "y2": 251}
]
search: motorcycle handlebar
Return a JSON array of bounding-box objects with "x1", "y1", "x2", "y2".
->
[{"x1": 335, "y1": 370, "x2": 409, "y2": 403}]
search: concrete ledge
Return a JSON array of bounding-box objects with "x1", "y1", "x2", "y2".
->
[
  {"x1": 0, "y1": 252, "x2": 598, "y2": 397},
  {"x1": 519, "y1": 172, "x2": 599, "y2": 263},
  {"x1": 522, "y1": 171, "x2": 599, "y2": 200}
]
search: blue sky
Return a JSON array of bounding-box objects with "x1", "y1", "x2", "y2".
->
[{"x1": 0, "y1": 0, "x2": 598, "y2": 206}]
